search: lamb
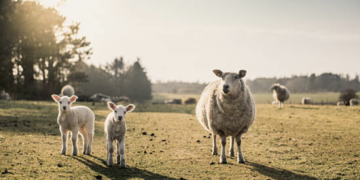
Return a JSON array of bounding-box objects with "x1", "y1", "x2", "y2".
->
[
  {"x1": 1, "y1": 89, "x2": 9, "y2": 100},
  {"x1": 61, "y1": 85, "x2": 75, "y2": 97},
  {"x1": 105, "y1": 102, "x2": 136, "y2": 167},
  {"x1": 51, "y1": 95, "x2": 95, "y2": 155},
  {"x1": 270, "y1": 83, "x2": 290, "y2": 108},
  {"x1": 350, "y1": 99, "x2": 359, "y2": 106},
  {"x1": 196, "y1": 69, "x2": 256, "y2": 164},
  {"x1": 301, "y1": 97, "x2": 312, "y2": 105}
]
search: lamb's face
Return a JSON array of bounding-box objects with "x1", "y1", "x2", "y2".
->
[
  {"x1": 108, "y1": 102, "x2": 135, "y2": 122},
  {"x1": 51, "y1": 95, "x2": 77, "y2": 113},
  {"x1": 213, "y1": 69, "x2": 247, "y2": 96}
]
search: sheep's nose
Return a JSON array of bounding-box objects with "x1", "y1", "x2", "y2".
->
[
  {"x1": 223, "y1": 85, "x2": 229, "y2": 89},
  {"x1": 118, "y1": 116, "x2": 123, "y2": 121},
  {"x1": 63, "y1": 106, "x2": 66, "y2": 110}
]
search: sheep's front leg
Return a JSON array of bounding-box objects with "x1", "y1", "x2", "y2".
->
[
  {"x1": 229, "y1": 136, "x2": 235, "y2": 157},
  {"x1": 71, "y1": 130, "x2": 78, "y2": 156},
  {"x1": 60, "y1": 129, "x2": 67, "y2": 155},
  {"x1": 107, "y1": 139, "x2": 114, "y2": 167},
  {"x1": 212, "y1": 134, "x2": 218, "y2": 155},
  {"x1": 118, "y1": 138, "x2": 126, "y2": 168},
  {"x1": 236, "y1": 135, "x2": 245, "y2": 163},
  {"x1": 87, "y1": 132, "x2": 93, "y2": 155},
  {"x1": 219, "y1": 135, "x2": 227, "y2": 164}
]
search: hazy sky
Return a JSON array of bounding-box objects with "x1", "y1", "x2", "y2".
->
[{"x1": 39, "y1": 0, "x2": 360, "y2": 82}]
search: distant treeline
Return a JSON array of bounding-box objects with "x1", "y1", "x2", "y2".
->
[{"x1": 153, "y1": 73, "x2": 360, "y2": 94}]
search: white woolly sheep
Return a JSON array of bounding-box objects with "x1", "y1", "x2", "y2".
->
[
  {"x1": 301, "y1": 97, "x2": 312, "y2": 105},
  {"x1": 196, "y1": 69, "x2": 256, "y2": 164},
  {"x1": 105, "y1": 102, "x2": 135, "y2": 167},
  {"x1": 350, "y1": 99, "x2": 359, "y2": 106},
  {"x1": 270, "y1": 83, "x2": 290, "y2": 108},
  {"x1": 337, "y1": 101, "x2": 344, "y2": 106},
  {"x1": 61, "y1": 85, "x2": 75, "y2": 97},
  {"x1": 1, "y1": 90, "x2": 9, "y2": 100},
  {"x1": 51, "y1": 95, "x2": 95, "y2": 155}
]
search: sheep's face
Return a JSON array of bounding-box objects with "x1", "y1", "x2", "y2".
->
[
  {"x1": 213, "y1": 69, "x2": 246, "y2": 96},
  {"x1": 270, "y1": 84, "x2": 281, "y2": 93},
  {"x1": 52, "y1": 95, "x2": 77, "y2": 112},
  {"x1": 108, "y1": 102, "x2": 135, "y2": 122}
]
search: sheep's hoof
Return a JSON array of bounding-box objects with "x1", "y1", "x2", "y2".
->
[
  {"x1": 117, "y1": 162, "x2": 120, "y2": 165},
  {"x1": 220, "y1": 161, "x2": 227, "y2": 164},
  {"x1": 238, "y1": 159, "x2": 246, "y2": 164},
  {"x1": 72, "y1": 153, "x2": 77, "y2": 156},
  {"x1": 229, "y1": 152, "x2": 235, "y2": 157}
]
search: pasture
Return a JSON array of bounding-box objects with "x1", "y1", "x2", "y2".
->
[{"x1": 0, "y1": 99, "x2": 359, "y2": 179}]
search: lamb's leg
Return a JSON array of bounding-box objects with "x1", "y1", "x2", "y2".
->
[
  {"x1": 60, "y1": 129, "x2": 67, "y2": 155},
  {"x1": 219, "y1": 135, "x2": 227, "y2": 164},
  {"x1": 71, "y1": 130, "x2": 78, "y2": 156},
  {"x1": 119, "y1": 138, "x2": 126, "y2": 168},
  {"x1": 87, "y1": 131, "x2": 93, "y2": 155},
  {"x1": 236, "y1": 135, "x2": 245, "y2": 163},
  {"x1": 212, "y1": 134, "x2": 218, "y2": 155},
  {"x1": 79, "y1": 128, "x2": 88, "y2": 154},
  {"x1": 107, "y1": 140, "x2": 114, "y2": 167},
  {"x1": 229, "y1": 136, "x2": 235, "y2": 157},
  {"x1": 116, "y1": 141, "x2": 120, "y2": 165}
]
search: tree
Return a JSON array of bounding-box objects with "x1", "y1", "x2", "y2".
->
[{"x1": 339, "y1": 89, "x2": 359, "y2": 105}]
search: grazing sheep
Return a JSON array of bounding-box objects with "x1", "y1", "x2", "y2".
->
[
  {"x1": 184, "y1": 98, "x2": 197, "y2": 105},
  {"x1": 196, "y1": 69, "x2": 256, "y2": 164},
  {"x1": 270, "y1": 83, "x2": 290, "y2": 108},
  {"x1": 350, "y1": 99, "x2": 359, "y2": 106},
  {"x1": 51, "y1": 95, "x2": 95, "y2": 156},
  {"x1": 61, "y1": 85, "x2": 75, "y2": 97},
  {"x1": 337, "y1": 101, "x2": 344, "y2": 106},
  {"x1": 105, "y1": 102, "x2": 136, "y2": 167},
  {"x1": 1, "y1": 89, "x2": 9, "y2": 100},
  {"x1": 301, "y1": 97, "x2": 312, "y2": 105}
]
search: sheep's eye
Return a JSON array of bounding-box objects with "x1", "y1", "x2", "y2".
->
[
  {"x1": 114, "y1": 111, "x2": 117, "y2": 113},
  {"x1": 68, "y1": 102, "x2": 70, "y2": 104},
  {"x1": 234, "y1": 76, "x2": 239, "y2": 80},
  {"x1": 124, "y1": 111, "x2": 127, "y2": 114},
  {"x1": 59, "y1": 102, "x2": 62, "y2": 104}
]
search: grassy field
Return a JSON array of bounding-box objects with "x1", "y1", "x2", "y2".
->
[{"x1": 1, "y1": 100, "x2": 360, "y2": 179}]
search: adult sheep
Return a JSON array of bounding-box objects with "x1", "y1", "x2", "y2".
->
[
  {"x1": 196, "y1": 69, "x2": 256, "y2": 164},
  {"x1": 301, "y1": 97, "x2": 312, "y2": 105},
  {"x1": 270, "y1": 83, "x2": 290, "y2": 108},
  {"x1": 350, "y1": 99, "x2": 359, "y2": 106},
  {"x1": 61, "y1": 85, "x2": 75, "y2": 97}
]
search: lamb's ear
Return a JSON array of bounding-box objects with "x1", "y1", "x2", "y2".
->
[
  {"x1": 126, "y1": 104, "x2": 136, "y2": 112},
  {"x1": 107, "y1": 102, "x2": 116, "y2": 111},
  {"x1": 239, "y1": 70, "x2": 247, "y2": 78},
  {"x1": 213, "y1": 69, "x2": 223, "y2": 78},
  {"x1": 70, "y1": 95, "x2": 78, "y2": 103},
  {"x1": 51, "y1": 94, "x2": 60, "y2": 102}
]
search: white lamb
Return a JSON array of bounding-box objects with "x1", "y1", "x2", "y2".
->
[
  {"x1": 51, "y1": 95, "x2": 95, "y2": 155},
  {"x1": 196, "y1": 69, "x2": 256, "y2": 164},
  {"x1": 105, "y1": 102, "x2": 135, "y2": 167}
]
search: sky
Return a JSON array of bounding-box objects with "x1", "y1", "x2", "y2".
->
[{"x1": 38, "y1": 0, "x2": 360, "y2": 83}]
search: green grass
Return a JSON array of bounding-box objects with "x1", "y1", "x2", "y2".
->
[{"x1": 1, "y1": 100, "x2": 360, "y2": 179}]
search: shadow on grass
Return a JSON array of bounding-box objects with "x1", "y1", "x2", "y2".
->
[
  {"x1": 289, "y1": 106, "x2": 319, "y2": 110},
  {"x1": 247, "y1": 161, "x2": 317, "y2": 180},
  {"x1": 72, "y1": 155, "x2": 177, "y2": 180}
]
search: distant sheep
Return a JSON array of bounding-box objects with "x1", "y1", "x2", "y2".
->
[
  {"x1": 61, "y1": 85, "x2": 75, "y2": 97},
  {"x1": 196, "y1": 69, "x2": 256, "y2": 164},
  {"x1": 105, "y1": 102, "x2": 135, "y2": 167},
  {"x1": 350, "y1": 99, "x2": 359, "y2": 106},
  {"x1": 301, "y1": 97, "x2": 312, "y2": 105},
  {"x1": 164, "y1": 99, "x2": 182, "y2": 104},
  {"x1": 0, "y1": 90, "x2": 9, "y2": 100},
  {"x1": 52, "y1": 95, "x2": 95, "y2": 155},
  {"x1": 337, "y1": 101, "x2": 344, "y2": 106},
  {"x1": 184, "y1": 98, "x2": 197, "y2": 105},
  {"x1": 270, "y1": 83, "x2": 290, "y2": 108}
]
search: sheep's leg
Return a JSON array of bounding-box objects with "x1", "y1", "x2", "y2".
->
[
  {"x1": 60, "y1": 129, "x2": 67, "y2": 155},
  {"x1": 71, "y1": 130, "x2": 78, "y2": 156},
  {"x1": 87, "y1": 131, "x2": 93, "y2": 155},
  {"x1": 119, "y1": 138, "x2": 126, "y2": 168},
  {"x1": 212, "y1": 134, "x2": 218, "y2": 155},
  {"x1": 79, "y1": 128, "x2": 88, "y2": 154},
  {"x1": 229, "y1": 136, "x2": 235, "y2": 157},
  {"x1": 107, "y1": 139, "x2": 114, "y2": 167},
  {"x1": 219, "y1": 135, "x2": 227, "y2": 164},
  {"x1": 236, "y1": 135, "x2": 245, "y2": 163}
]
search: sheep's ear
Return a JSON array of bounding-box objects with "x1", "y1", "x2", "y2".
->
[
  {"x1": 107, "y1": 102, "x2": 116, "y2": 110},
  {"x1": 51, "y1": 94, "x2": 60, "y2": 102},
  {"x1": 126, "y1": 104, "x2": 136, "y2": 112},
  {"x1": 213, "y1": 69, "x2": 223, "y2": 78},
  {"x1": 239, "y1": 70, "x2": 247, "y2": 78},
  {"x1": 70, "y1": 95, "x2": 78, "y2": 103}
]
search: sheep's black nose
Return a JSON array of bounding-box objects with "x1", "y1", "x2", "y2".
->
[
  {"x1": 63, "y1": 106, "x2": 66, "y2": 110},
  {"x1": 118, "y1": 116, "x2": 123, "y2": 121},
  {"x1": 223, "y1": 85, "x2": 229, "y2": 89}
]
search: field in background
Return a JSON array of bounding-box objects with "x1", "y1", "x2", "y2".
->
[
  {"x1": 153, "y1": 92, "x2": 341, "y2": 104},
  {"x1": 1, "y1": 100, "x2": 360, "y2": 179}
]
